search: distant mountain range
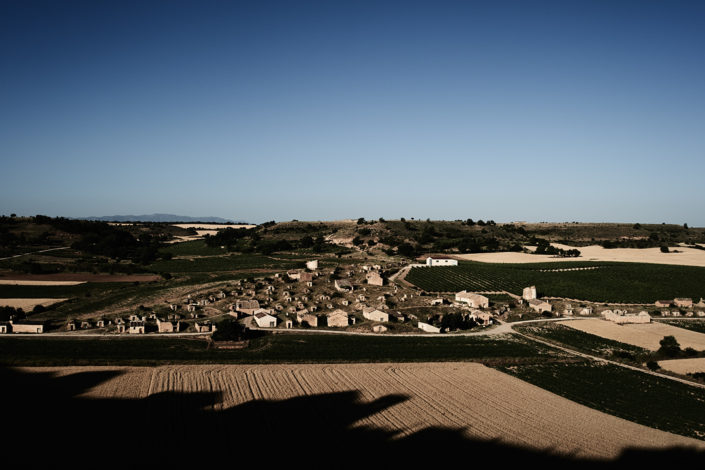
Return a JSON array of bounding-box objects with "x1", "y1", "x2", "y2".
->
[{"x1": 82, "y1": 214, "x2": 247, "y2": 223}]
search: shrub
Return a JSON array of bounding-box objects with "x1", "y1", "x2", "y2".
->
[
  {"x1": 212, "y1": 319, "x2": 247, "y2": 341},
  {"x1": 658, "y1": 335, "x2": 681, "y2": 357}
]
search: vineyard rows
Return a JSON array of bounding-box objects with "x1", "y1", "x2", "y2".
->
[{"x1": 405, "y1": 261, "x2": 705, "y2": 303}]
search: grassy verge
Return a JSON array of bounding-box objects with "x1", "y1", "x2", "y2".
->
[
  {"x1": 0, "y1": 333, "x2": 559, "y2": 366},
  {"x1": 496, "y1": 361, "x2": 705, "y2": 440},
  {"x1": 147, "y1": 254, "x2": 305, "y2": 273}
]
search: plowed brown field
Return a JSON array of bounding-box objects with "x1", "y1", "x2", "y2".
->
[{"x1": 24, "y1": 363, "x2": 704, "y2": 459}]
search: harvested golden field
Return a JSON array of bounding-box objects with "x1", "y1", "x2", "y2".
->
[
  {"x1": 659, "y1": 358, "x2": 705, "y2": 374},
  {"x1": 21, "y1": 363, "x2": 703, "y2": 460},
  {"x1": 455, "y1": 245, "x2": 705, "y2": 266},
  {"x1": 559, "y1": 319, "x2": 705, "y2": 351},
  {"x1": 0, "y1": 298, "x2": 67, "y2": 309}
]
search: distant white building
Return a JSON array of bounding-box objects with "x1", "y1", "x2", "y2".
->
[{"x1": 426, "y1": 257, "x2": 458, "y2": 267}]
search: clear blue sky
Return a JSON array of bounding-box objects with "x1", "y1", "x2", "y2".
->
[{"x1": 2, "y1": 0, "x2": 704, "y2": 224}]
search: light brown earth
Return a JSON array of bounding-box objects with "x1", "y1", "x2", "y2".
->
[
  {"x1": 24, "y1": 363, "x2": 704, "y2": 459},
  {"x1": 559, "y1": 319, "x2": 705, "y2": 351},
  {"x1": 0, "y1": 298, "x2": 68, "y2": 310},
  {"x1": 170, "y1": 223, "x2": 256, "y2": 230},
  {"x1": 658, "y1": 358, "x2": 705, "y2": 374},
  {"x1": 0, "y1": 280, "x2": 85, "y2": 286},
  {"x1": 0, "y1": 273, "x2": 162, "y2": 283},
  {"x1": 165, "y1": 230, "x2": 220, "y2": 244},
  {"x1": 454, "y1": 245, "x2": 705, "y2": 267}
]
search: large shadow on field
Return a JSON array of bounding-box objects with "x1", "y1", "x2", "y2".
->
[{"x1": 0, "y1": 366, "x2": 702, "y2": 468}]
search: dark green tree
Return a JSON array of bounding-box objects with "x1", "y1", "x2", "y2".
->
[{"x1": 658, "y1": 335, "x2": 681, "y2": 357}]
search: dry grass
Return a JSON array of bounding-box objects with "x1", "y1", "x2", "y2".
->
[
  {"x1": 0, "y1": 273, "x2": 161, "y2": 283},
  {"x1": 0, "y1": 298, "x2": 68, "y2": 309},
  {"x1": 559, "y1": 319, "x2": 705, "y2": 351},
  {"x1": 24, "y1": 362, "x2": 704, "y2": 458},
  {"x1": 658, "y1": 358, "x2": 705, "y2": 374}
]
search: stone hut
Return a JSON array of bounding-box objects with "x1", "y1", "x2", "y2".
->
[
  {"x1": 455, "y1": 291, "x2": 489, "y2": 309},
  {"x1": 362, "y1": 307, "x2": 388, "y2": 323},
  {"x1": 327, "y1": 309, "x2": 349, "y2": 327},
  {"x1": 334, "y1": 280, "x2": 354, "y2": 293},
  {"x1": 157, "y1": 319, "x2": 180, "y2": 333},
  {"x1": 235, "y1": 299, "x2": 260, "y2": 315},
  {"x1": 128, "y1": 321, "x2": 145, "y2": 334},
  {"x1": 528, "y1": 299, "x2": 552, "y2": 313},
  {"x1": 674, "y1": 298, "x2": 693, "y2": 308},
  {"x1": 366, "y1": 272, "x2": 384, "y2": 286}
]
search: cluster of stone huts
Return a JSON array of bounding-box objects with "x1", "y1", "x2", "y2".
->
[
  {"x1": 602, "y1": 309, "x2": 651, "y2": 324},
  {"x1": 0, "y1": 319, "x2": 45, "y2": 334},
  {"x1": 65, "y1": 313, "x2": 215, "y2": 334},
  {"x1": 222, "y1": 261, "x2": 419, "y2": 330},
  {"x1": 654, "y1": 298, "x2": 705, "y2": 317}
]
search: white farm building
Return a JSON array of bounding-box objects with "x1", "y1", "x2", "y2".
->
[
  {"x1": 426, "y1": 257, "x2": 458, "y2": 267},
  {"x1": 254, "y1": 311, "x2": 278, "y2": 328}
]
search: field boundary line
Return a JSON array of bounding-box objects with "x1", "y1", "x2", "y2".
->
[{"x1": 511, "y1": 328, "x2": 705, "y2": 389}]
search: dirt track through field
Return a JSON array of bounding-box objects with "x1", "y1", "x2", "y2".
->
[
  {"x1": 559, "y1": 318, "x2": 705, "y2": 351},
  {"x1": 26, "y1": 363, "x2": 704, "y2": 459}
]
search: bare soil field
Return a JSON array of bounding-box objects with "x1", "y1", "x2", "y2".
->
[
  {"x1": 0, "y1": 298, "x2": 67, "y2": 309},
  {"x1": 455, "y1": 245, "x2": 705, "y2": 267},
  {"x1": 0, "y1": 273, "x2": 162, "y2": 283},
  {"x1": 170, "y1": 223, "x2": 256, "y2": 230},
  {"x1": 559, "y1": 319, "x2": 705, "y2": 351},
  {"x1": 24, "y1": 363, "x2": 704, "y2": 459},
  {"x1": 165, "y1": 230, "x2": 219, "y2": 244},
  {"x1": 0, "y1": 280, "x2": 85, "y2": 286},
  {"x1": 659, "y1": 358, "x2": 705, "y2": 374}
]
